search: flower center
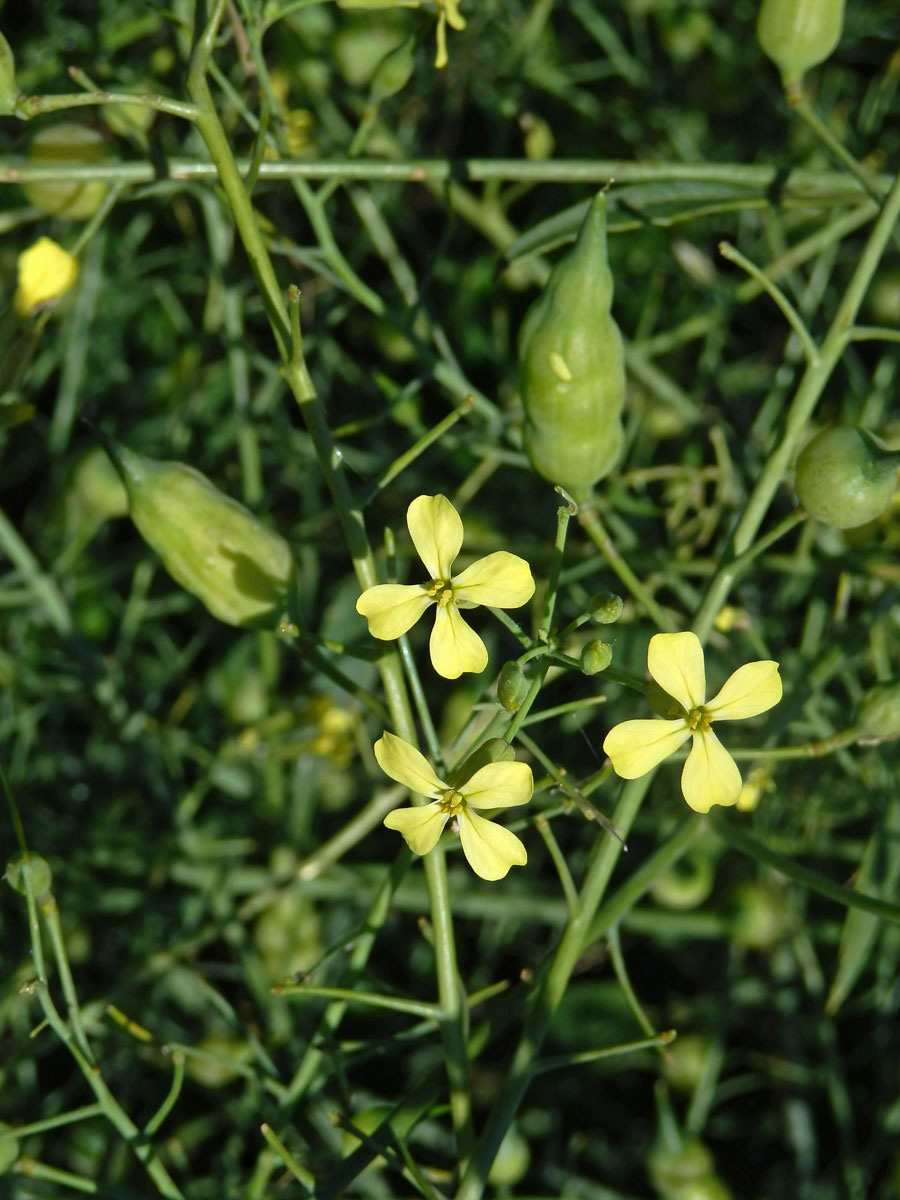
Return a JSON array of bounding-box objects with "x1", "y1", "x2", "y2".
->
[
  {"x1": 687, "y1": 706, "x2": 713, "y2": 734},
  {"x1": 439, "y1": 788, "x2": 465, "y2": 815},
  {"x1": 426, "y1": 578, "x2": 455, "y2": 606}
]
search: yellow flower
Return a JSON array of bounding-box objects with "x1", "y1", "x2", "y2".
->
[
  {"x1": 375, "y1": 731, "x2": 531, "y2": 880},
  {"x1": 602, "y1": 631, "x2": 782, "y2": 813},
  {"x1": 356, "y1": 494, "x2": 535, "y2": 679},
  {"x1": 435, "y1": 0, "x2": 466, "y2": 68},
  {"x1": 14, "y1": 237, "x2": 79, "y2": 316}
]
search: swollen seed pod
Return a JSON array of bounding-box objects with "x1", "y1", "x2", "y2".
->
[
  {"x1": 23, "y1": 124, "x2": 108, "y2": 220},
  {"x1": 794, "y1": 426, "x2": 900, "y2": 529},
  {"x1": 105, "y1": 440, "x2": 296, "y2": 628},
  {"x1": 0, "y1": 30, "x2": 17, "y2": 115},
  {"x1": 757, "y1": 0, "x2": 845, "y2": 90},
  {"x1": 518, "y1": 193, "x2": 626, "y2": 502},
  {"x1": 498, "y1": 660, "x2": 529, "y2": 712}
]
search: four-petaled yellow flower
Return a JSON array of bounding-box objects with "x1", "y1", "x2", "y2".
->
[
  {"x1": 603, "y1": 631, "x2": 782, "y2": 813},
  {"x1": 434, "y1": 0, "x2": 466, "y2": 69},
  {"x1": 14, "y1": 236, "x2": 79, "y2": 317},
  {"x1": 375, "y1": 732, "x2": 532, "y2": 881},
  {"x1": 356, "y1": 494, "x2": 535, "y2": 680}
]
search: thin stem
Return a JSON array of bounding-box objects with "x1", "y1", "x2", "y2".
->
[
  {"x1": 719, "y1": 241, "x2": 819, "y2": 364},
  {"x1": 276, "y1": 984, "x2": 441, "y2": 1020},
  {"x1": 539, "y1": 497, "x2": 576, "y2": 641},
  {"x1": 578, "y1": 501, "x2": 676, "y2": 631},
  {"x1": 13, "y1": 88, "x2": 199, "y2": 122}
]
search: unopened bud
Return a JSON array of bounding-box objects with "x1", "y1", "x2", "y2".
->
[
  {"x1": 581, "y1": 639, "x2": 612, "y2": 675},
  {"x1": 589, "y1": 592, "x2": 624, "y2": 624},
  {"x1": 855, "y1": 679, "x2": 900, "y2": 739},
  {"x1": 498, "y1": 661, "x2": 529, "y2": 712}
]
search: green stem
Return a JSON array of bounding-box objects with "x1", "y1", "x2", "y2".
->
[{"x1": 577, "y1": 501, "x2": 676, "y2": 631}]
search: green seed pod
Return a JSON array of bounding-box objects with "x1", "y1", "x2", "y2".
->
[
  {"x1": 648, "y1": 1085, "x2": 733, "y2": 1200},
  {"x1": 662, "y1": 1033, "x2": 714, "y2": 1093},
  {"x1": 23, "y1": 124, "x2": 108, "y2": 220},
  {"x1": 0, "y1": 1122, "x2": 20, "y2": 1174},
  {"x1": 589, "y1": 591, "x2": 624, "y2": 624},
  {"x1": 581, "y1": 639, "x2": 612, "y2": 675},
  {"x1": 487, "y1": 1123, "x2": 531, "y2": 1188},
  {"x1": 5, "y1": 852, "x2": 53, "y2": 898},
  {"x1": 651, "y1": 849, "x2": 715, "y2": 910},
  {"x1": 795, "y1": 426, "x2": 900, "y2": 529},
  {"x1": 855, "y1": 679, "x2": 900, "y2": 739},
  {"x1": 370, "y1": 35, "x2": 416, "y2": 102},
  {"x1": 498, "y1": 660, "x2": 529, "y2": 712},
  {"x1": 518, "y1": 193, "x2": 626, "y2": 502},
  {"x1": 757, "y1": 0, "x2": 845, "y2": 90},
  {"x1": 0, "y1": 31, "x2": 18, "y2": 115},
  {"x1": 727, "y1": 880, "x2": 791, "y2": 949},
  {"x1": 105, "y1": 440, "x2": 296, "y2": 628}
]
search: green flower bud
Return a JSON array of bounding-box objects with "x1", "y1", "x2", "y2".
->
[
  {"x1": 589, "y1": 591, "x2": 624, "y2": 624},
  {"x1": 795, "y1": 426, "x2": 899, "y2": 529},
  {"x1": 518, "y1": 193, "x2": 626, "y2": 502},
  {"x1": 23, "y1": 124, "x2": 108, "y2": 220},
  {"x1": 5, "y1": 852, "x2": 53, "y2": 898},
  {"x1": 662, "y1": 1034, "x2": 714, "y2": 1093},
  {"x1": 105, "y1": 440, "x2": 296, "y2": 628},
  {"x1": 498, "y1": 660, "x2": 529, "y2": 712},
  {"x1": 855, "y1": 679, "x2": 900, "y2": 739},
  {"x1": 0, "y1": 1123, "x2": 20, "y2": 1174},
  {"x1": 581, "y1": 639, "x2": 612, "y2": 675},
  {"x1": 757, "y1": 0, "x2": 845, "y2": 90},
  {"x1": 0, "y1": 31, "x2": 18, "y2": 115},
  {"x1": 370, "y1": 35, "x2": 416, "y2": 102}
]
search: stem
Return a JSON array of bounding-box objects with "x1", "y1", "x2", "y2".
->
[{"x1": 578, "y1": 501, "x2": 676, "y2": 631}]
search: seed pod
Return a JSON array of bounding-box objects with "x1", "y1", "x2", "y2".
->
[
  {"x1": 498, "y1": 660, "x2": 529, "y2": 712},
  {"x1": 23, "y1": 124, "x2": 108, "y2": 220},
  {"x1": 5, "y1": 852, "x2": 53, "y2": 898},
  {"x1": 794, "y1": 426, "x2": 899, "y2": 529},
  {"x1": 757, "y1": 0, "x2": 845, "y2": 90},
  {"x1": 648, "y1": 1084, "x2": 733, "y2": 1200},
  {"x1": 518, "y1": 192, "x2": 626, "y2": 502},
  {"x1": 855, "y1": 679, "x2": 900, "y2": 739},
  {"x1": 105, "y1": 439, "x2": 296, "y2": 628},
  {"x1": 370, "y1": 35, "x2": 416, "y2": 102},
  {"x1": 581, "y1": 639, "x2": 612, "y2": 675},
  {"x1": 650, "y1": 848, "x2": 715, "y2": 910},
  {"x1": 0, "y1": 30, "x2": 18, "y2": 115}
]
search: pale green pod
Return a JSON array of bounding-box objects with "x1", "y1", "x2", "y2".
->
[
  {"x1": 0, "y1": 30, "x2": 17, "y2": 115},
  {"x1": 518, "y1": 193, "x2": 626, "y2": 501},
  {"x1": 107, "y1": 440, "x2": 296, "y2": 628},
  {"x1": 757, "y1": 0, "x2": 845, "y2": 89},
  {"x1": 23, "y1": 124, "x2": 108, "y2": 220}
]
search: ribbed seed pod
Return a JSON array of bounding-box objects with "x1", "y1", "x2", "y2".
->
[
  {"x1": 757, "y1": 0, "x2": 845, "y2": 90},
  {"x1": 794, "y1": 426, "x2": 899, "y2": 529},
  {"x1": 518, "y1": 193, "x2": 626, "y2": 502},
  {"x1": 106, "y1": 440, "x2": 296, "y2": 628}
]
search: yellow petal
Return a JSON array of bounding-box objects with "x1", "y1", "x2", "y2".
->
[
  {"x1": 406, "y1": 494, "x2": 463, "y2": 580},
  {"x1": 603, "y1": 718, "x2": 691, "y2": 779},
  {"x1": 356, "y1": 584, "x2": 432, "y2": 640},
  {"x1": 452, "y1": 551, "x2": 535, "y2": 610},
  {"x1": 680, "y1": 730, "x2": 742, "y2": 812},
  {"x1": 457, "y1": 808, "x2": 526, "y2": 881},
  {"x1": 384, "y1": 803, "x2": 448, "y2": 855},
  {"x1": 374, "y1": 732, "x2": 445, "y2": 797},
  {"x1": 463, "y1": 760, "x2": 533, "y2": 810},
  {"x1": 429, "y1": 602, "x2": 488, "y2": 678},
  {"x1": 14, "y1": 237, "x2": 79, "y2": 316},
  {"x1": 647, "y1": 631, "x2": 706, "y2": 711},
  {"x1": 706, "y1": 660, "x2": 782, "y2": 721}
]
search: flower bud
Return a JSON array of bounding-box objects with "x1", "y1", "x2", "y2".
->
[
  {"x1": 0, "y1": 30, "x2": 18, "y2": 115},
  {"x1": 105, "y1": 440, "x2": 296, "y2": 628},
  {"x1": 757, "y1": 0, "x2": 845, "y2": 90},
  {"x1": 24, "y1": 124, "x2": 108, "y2": 220},
  {"x1": 498, "y1": 660, "x2": 529, "y2": 712},
  {"x1": 589, "y1": 591, "x2": 624, "y2": 624},
  {"x1": 5, "y1": 852, "x2": 53, "y2": 898},
  {"x1": 581, "y1": 639, "x2": 612, "y2": 675},
  {"x1": 855, "y1": 679, "x2": 900, "y2": 739},
  {"x1": 14, "y1": 237, "x2": 79, "y2": 317},
  {"x1": 518, "y1": 192, "x2": 626, "y2": 501},
  {"x1": 795, "y1": 426, "x2": 899, "y2": 529}
]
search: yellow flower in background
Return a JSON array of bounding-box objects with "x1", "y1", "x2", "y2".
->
[
  {"x1": 375, "y1": 731, "x2": 531, "y2": 880},
  {"x1": 14, "y1": 237, "x2": 79, "y2": 316},
  {"x1": 356, "y1": 494, "x2": 534, "y2": 679},
  {"x1": 434, "y1": 0, "x2": 465, "y2": 68},
  {"x1": 603, "y1": 631, "x2": 782, "y2": 813}
]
